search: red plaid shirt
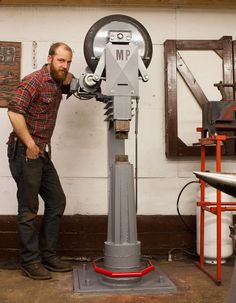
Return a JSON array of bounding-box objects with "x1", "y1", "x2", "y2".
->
[{"x1": 8, "y1": 64, "x2": 69, "y2": 150}]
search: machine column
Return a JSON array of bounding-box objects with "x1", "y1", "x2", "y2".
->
[
  {"x1": 104, "y1": 121, "x2": 141, "y2": 273},
  {"x1": 104, "y1": 156, "x2": 141, "y2": 272}
]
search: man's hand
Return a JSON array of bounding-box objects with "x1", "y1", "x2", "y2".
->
[
  {"x1": 26, "y1": 141, "x2": 42, "y2": 159},
  {"x1": 7, "y1": 111, "x2": 43, "y2": 159},
  {"x1": 63, "y1": 72, "x2": 73, "y2": 85}
]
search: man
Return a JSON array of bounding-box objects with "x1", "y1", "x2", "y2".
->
[{"x1": 7, "y1": 42, "x2": 73, "y2": 280}]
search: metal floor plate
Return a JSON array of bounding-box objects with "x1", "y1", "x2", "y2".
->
[{"x1": 73, "y1": 263, "x2": 177, "y2": 294}]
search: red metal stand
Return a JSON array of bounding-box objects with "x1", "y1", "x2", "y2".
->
[{"x1": 195, "y1": 130, "x2": 236, "y2": 285}]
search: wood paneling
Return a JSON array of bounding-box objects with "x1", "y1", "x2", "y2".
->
[
  {"x1": 0, "y1": 0, "x2": 236, "y2": 7},
  {"x1": 0, "y1": 214, "x2": 196, "y2": 259},
  {"x1": 177, "y1": 52, "x2": 208, "y2": 108},
  {"x1": 164, "y1": 40, "x2": 178, "y2": 157},
  {"x1": 164, "y1": 36, "x2": 236, "y2": 158}
]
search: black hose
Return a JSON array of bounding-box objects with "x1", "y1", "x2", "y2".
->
[{"x1": 176, "y1": 180, "x2": 199, "y2": 234}]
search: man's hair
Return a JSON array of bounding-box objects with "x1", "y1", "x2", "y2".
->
[{"x1": 48, "y1": 42, "x2": 72, "y2": 56}]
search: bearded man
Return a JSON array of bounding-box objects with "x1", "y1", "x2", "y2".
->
[{"x1": 7, "y1": 42, "x2": 74, "y2": 280}]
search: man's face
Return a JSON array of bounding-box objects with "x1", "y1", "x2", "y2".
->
[{"x1": 47, "y1": 46, "x2": 72, "y2": 82}]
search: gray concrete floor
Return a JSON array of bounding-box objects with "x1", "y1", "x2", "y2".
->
[{"x1": 0, "y1": 257, "x2": 234, "y2": 303}]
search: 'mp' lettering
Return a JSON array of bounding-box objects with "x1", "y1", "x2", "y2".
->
[{"x1": 116, "y1": 49, "x2": 131, "y2": 61}]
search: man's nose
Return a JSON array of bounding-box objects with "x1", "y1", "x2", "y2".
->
[{"x1": 62, "y1": 62, "x2": 69, "y2": 69}]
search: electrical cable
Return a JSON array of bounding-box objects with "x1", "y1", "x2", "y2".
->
[
  {"x1": 134, "y1": 97, "x2": 139, "y2": 214},
  {"x1": 176, "y1": 180, "x2": 199, "y2": 234},
  {"x1": 167, "y1": 247, "x2": 198, "y2": 262},
  {"x1": 73, "y1": 92, "x2": 95, "y2": 100}
]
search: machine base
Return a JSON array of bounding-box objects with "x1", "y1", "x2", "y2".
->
[{"x1": 73, "y1": 263, "x2": 177, "y2": 294}]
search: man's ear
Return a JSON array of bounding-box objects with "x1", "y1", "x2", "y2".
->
[{"x1": 47, "y1": 55, "x2": 53, "y2": 64}]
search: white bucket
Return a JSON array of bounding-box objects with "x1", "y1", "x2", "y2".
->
[{"x1": 196, "y1": 186, "x2": 233, "y2": 264}]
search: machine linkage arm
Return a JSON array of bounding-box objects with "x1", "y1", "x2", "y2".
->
[{"x1": 138, "y1": 55, "x2": 149, "y2": 82}]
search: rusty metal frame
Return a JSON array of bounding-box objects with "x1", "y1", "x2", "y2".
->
[
  {"x1": 164, "y1": 36, "x2": 235, "y2": 157},
  {"x1": 0, "y1": 41, "x2": 21, "y2": 108}
]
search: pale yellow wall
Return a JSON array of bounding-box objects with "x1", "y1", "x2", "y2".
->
[{"x1": 1, "y1": 6, "x2": 236, "y2": 215}]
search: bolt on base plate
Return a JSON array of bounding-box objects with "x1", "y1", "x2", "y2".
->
[{"x1": 73, "y1": 263, "x2": 177, "y2": 294}]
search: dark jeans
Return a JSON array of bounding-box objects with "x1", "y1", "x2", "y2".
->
[{"x1": 7, "y1": 142, "x2": 66, "y2": 266}]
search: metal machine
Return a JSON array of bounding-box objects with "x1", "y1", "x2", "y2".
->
[
  {"x1": 202, "y1": 81, "x2": 236, "y2": 136},
  {"x1": 71, "y1": 15, "x2": 176, "y2": 294},
  {"x1": 194, "y1": 171, "x2": 236, "y2": 303},
  {"x1": 194, "y1": 171, "x2": 236, "y2": 197},
  {"x1": 195, "y1": 75, "x2": 236, "y2": 297}
]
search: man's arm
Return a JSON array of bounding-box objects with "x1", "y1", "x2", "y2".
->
[
  {"x1": 8, "y1": 111, "x2": 41, "y2": 159},
  {"x1": 62, "y1": 72, "x2": 74, "y2": 97}
]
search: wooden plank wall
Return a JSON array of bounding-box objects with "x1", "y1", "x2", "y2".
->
[{"x1": 0, "y1": 214, "x2": 196, "y2": 259}]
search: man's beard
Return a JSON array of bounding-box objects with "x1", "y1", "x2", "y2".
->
[{"x1": 50, "y1": 62, "x2": 68, "y2": 83}]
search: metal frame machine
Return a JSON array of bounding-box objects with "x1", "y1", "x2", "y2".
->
[{"x1": 70, "y1": 15, "x2": 176, "y2": 294}]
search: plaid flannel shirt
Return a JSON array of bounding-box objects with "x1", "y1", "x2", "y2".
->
[{"x1": 8, "y1": 64, "x2": 69, "y2": 150}]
